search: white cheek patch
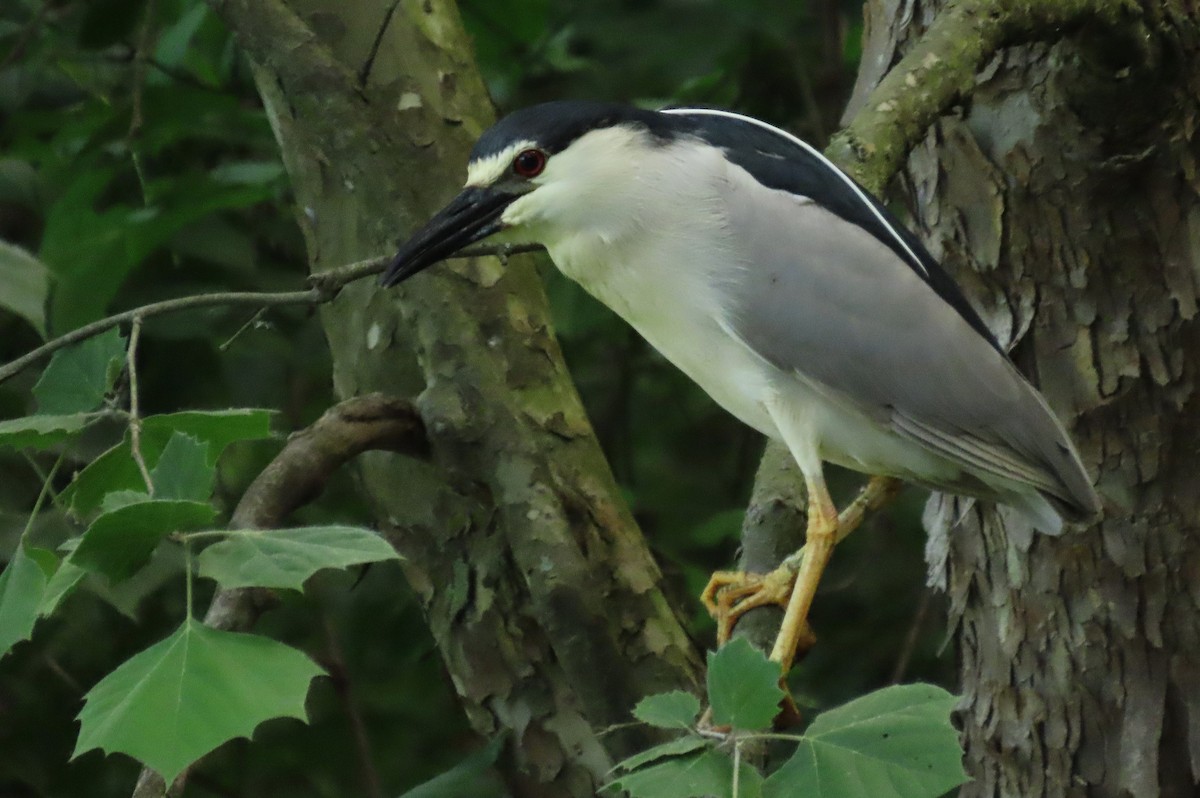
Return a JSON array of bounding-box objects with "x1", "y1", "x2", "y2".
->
[{"x1": 465, "y1": 141, "x2": 537, "y2": 187}]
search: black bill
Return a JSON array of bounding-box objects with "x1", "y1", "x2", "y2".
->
[{"x1": 379, "y1": 186, "x2": 517, "y2": 287}]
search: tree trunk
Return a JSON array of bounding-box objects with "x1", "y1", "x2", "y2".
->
[
  {"x1": 850, "y1": 1, "x2": 1200, "y2": 795},
  {"x1": 205, "y1": 0, "x2": 1200, "y2": 795},
  {"x1": 203, "y1": 1, "x2": 701, "y2": 795}
]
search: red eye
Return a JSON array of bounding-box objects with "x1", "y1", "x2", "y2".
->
[{"x1": 513, "y1": 148, "x2": 547, "y2": 178}]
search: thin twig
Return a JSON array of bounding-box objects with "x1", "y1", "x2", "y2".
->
[
  {"x1": 20, "y1": 454, "x2": 63, "y2": 540},
  {"x1": 21, "y1": 451, "x2": 69, "y2": 515},
  {"x1": 0, "y1": 289, "x2": 321, "y2": 385},
  {"x1": 357, "y1": 0, "x2": 400, "y2": 88},
  {"x1": 217, "y1": 307, "x2": 268, "y2": 351},
  {"x1": 127, "y1": 0, "x2": 159, "y2": 200},
  {"x1": 126, "y1": 318, "x2": 155, "y2": 495},
  {"x1": 0, "y1": 243, "x2": 543, "y2": 386}
]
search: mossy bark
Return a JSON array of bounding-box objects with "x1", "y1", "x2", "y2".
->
[
  {"x1": 202, "y1": 0, "x2": 1200, "y2": 795},
  {"x1": 203, "y1": 1, "x2": 701, "y2": 795},
  {"x1": 849, "y1": 1, "x2": 1200, "y2": 795}
]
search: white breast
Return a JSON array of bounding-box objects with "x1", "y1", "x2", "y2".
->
[{"x1": 548, "y1": 227, "x2": 780, "y2": 439}]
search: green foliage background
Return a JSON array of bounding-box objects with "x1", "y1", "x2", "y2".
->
[{"x1": 0, "y1": 0, "x2": 955, "y2": 794}]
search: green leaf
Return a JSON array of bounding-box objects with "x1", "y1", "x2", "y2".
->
[
  {"x1": 0, "y1": 545, "x2": 49, "y2": 659},
  {"x1": 0, "y1": 239, "x2": 50, "y2": 337},
  {"x1": 196, "y1": 526, "x2": 399, "y2": 591},
  {"x1": 39, "y1": 558, "x2": 86, "y2": 617},
  {"x1": 142, "y1": 409, "x2": 276, "y2": 465},
  {"x1": 154, "y1": 2, "x2": 208, "y2": 69},
  {"x1": 61, "y1": 442, "x2": 147, "y2": 515},
  {"x1": 32, "y1": 328, "x2": 126, "y2": 414},
  {"x1": 606, "y1": 749, "x2": 762, "y2": 798},
  {"x1": 707, "y1": 638, "x2": 785, "y2": 731},
  {"x1": 99, "y1": 490, "x2": 153, "y2": 513},
  {"x1": 0, "y1": 414, "x2": 94, "y2": 450},
  {"x1": 73, "y1": 499, "x2": 217, "y2": 581},
  {"x1": 63, "y1": 409, "x2": 275, "y2": 514},
  {"x1": 74, "y1": 619, "x2": 324, "y2": 784},
  {"x1": 633, "y1": 690, "x2": 701, "y2": 729},
  {"x1": 24, "y1": 546, "x2": 59, "y2": 578},
  {"x1": 760, "y1": 684, "x2": 967, "y2": 798},
  {"x1": 150, "y1": 432, "x2": 213, "y2": 501},
  {"x1": 612, "y1": 735, "x2": 709, "y2": 773}
]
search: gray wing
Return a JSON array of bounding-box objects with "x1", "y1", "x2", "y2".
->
[{"x1": 718, "y1": 167, "x2": 1099, "y2": 518}]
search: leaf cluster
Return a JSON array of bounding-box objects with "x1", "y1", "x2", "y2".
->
[
  {"x1": 611, "y1": 639, "x2": 968, "y2": 798},
  {"x1": 0, "y1": 332, "x2": 400, "y2": 784}
]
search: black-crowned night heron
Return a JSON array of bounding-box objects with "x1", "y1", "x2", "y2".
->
[{"x1": 380, "y1": 101, "x2": 1101, "y2": 673}]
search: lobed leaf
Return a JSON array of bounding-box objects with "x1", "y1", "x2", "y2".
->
[
  {"x1": 0, "y1": 414, "x2": 95, "y2": 451},
  {"x1": 707, "y1": 638, "x2": 785, "y2": 732},
  {"x1": 72, "y1": 499, "x2": 217, "y2": 581},
  {"x1": 142, "y1": 409, "x2": 276, "y2": 464},
  {"x1": 32, "y1": 328, "x2": 126, "y2": 415},
  {"x1": 196, "y1": 525, "x2": 400, "y2": 591},
  {"x1": 633, "y1": 690, "x2": 702, "y2": 730},
  {"x1": 606, "y1": 748, "x2": 762, "y2": 798},
  {"x1": 0, "y1": 545, "x2": 50, "y2": 659},
  {"x1": 74, "y1": 619, "x2": 324, "y2": 784},
  {"x1": 39, "y1": 558, "x2": 86, "y2": 618},
  {"x1": 0, "y1": 239, "x2": 49, "y2": 337},
  {"x1": 761, "y1": 684, "x2": 968, "y2": 798},
  {"x1": 63, "y1": 409, "x2": 275, "y2": 514},
  {"x1": 612, "y1": 735, "x2": 709, "y2": 773},
  {"x1": 150, "y1": 432, "x2": 214, "y2": 501}
]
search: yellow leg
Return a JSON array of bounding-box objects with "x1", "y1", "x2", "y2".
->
[
  {"x1": 702, "y1": 476, "x2": 901, "y2": 657},
  {"x1": 768, "y1": 471, "x2": 838, "y2": 669}
]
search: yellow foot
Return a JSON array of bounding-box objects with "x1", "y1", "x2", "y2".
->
[{"x1": 701, "y1": 567, "x2": 817, "y2": 652}]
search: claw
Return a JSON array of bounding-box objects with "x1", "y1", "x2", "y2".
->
[
  {"x1": 702, "y1": 567, "x2": 811, "y2": 647},
  {"x1": 703, "y1": 477, "x2": 901, "y2": 665}
]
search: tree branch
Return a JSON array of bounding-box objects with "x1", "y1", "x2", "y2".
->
[
  {"x1": 125, "y1": 318, "x2": 155, "y2": 494},
  {"x1": 130, "y1": 393, "x2": 429, "y2": 798},
  {"x1": 827, "y1": 0, "x2": 1137, "y2": 193},
  {"x1": 0, "y1": 244, "x2": 543, "y2": 386}
]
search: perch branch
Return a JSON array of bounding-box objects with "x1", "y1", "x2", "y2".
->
[{"x1": 0, "y1": 243, "x2": 543, "y2": 386}]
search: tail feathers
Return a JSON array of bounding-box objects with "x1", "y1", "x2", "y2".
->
[
  {"x1": 1004, "y1": 491, "x2": 1065, "y2": 536},
  {"x1": 923, "y1": 488, "x2": 1097, "y2": 538}
]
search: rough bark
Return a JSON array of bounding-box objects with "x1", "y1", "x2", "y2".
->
[
  {"x1": 201, "y1": 0, "x2": 1200, "y2": 796},
  {"x1": 203, "y1": 1, "x2": 702, "y2": 796},
  {"x1": 848, "y1": 1, "x2": 1200, "y2": 795}
]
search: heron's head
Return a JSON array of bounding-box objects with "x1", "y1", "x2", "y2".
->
[{"x1": 379, "y1": 101, "x2": 675, "y2": 287}]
